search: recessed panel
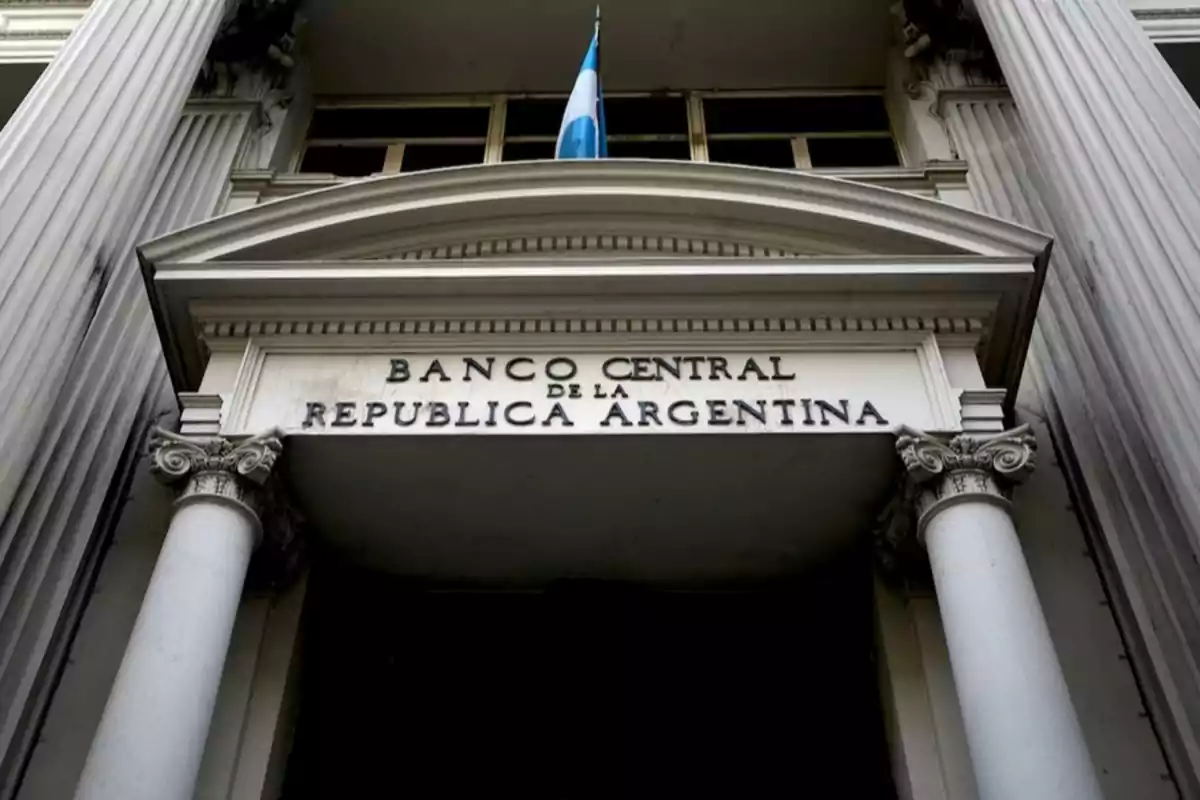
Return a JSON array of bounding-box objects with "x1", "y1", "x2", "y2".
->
[{"x1": 238, "y1": 349, "x2": 947, "y2": 435}]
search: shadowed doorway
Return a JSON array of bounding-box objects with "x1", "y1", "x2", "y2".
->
[{"x1": 281, "y1": 549, "x2": 895, "y2": 798}]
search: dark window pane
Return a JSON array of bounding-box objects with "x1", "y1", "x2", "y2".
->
[
  {"x1": 607, "y1": 140, "x2": 691, "y2": 160},
  {"x1": 502, "y1": 141, "x2": 556, "y2": 161},
  {"x1": 808, "y1": 137, "x2": 899, "y2": 168},
  {"x1": 401, "y1": 144, "x2": 485, "y2": 172},
  {"x1": 703, "y1": 96, "x2": 890, "y2": 135},
  {"x1": 1160, "y1": 43, "x2": 1200, "y2": 105},
  {"x1": 603, "y1": 97, "x2": 687, "y2": 136},
  {"x1": 309, "y1": 107, "x2": 490, "y2": 139},
  {"x1": 505, "y1": 99, "x2": 566, "y2": 137},
  {"x1": 506, "y1": 96, "x2": 688, "y2": 138},
  {"x1": 299, "y1": 145, "x2": 386, "y2": 176},
  {"x1": 708, "y1": 139, "x2": 796, "y2": 169}
]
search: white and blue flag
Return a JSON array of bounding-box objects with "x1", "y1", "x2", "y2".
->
[{"x1": 556, "y1": 12, "x2": 607, "y2": 160}]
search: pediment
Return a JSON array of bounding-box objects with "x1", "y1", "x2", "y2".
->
[
  {"x1": 138, "y1": 161, "x2": 1051, "y2": 400},
  {"x1": 140, "y1": 160, "x2": 1050, "y2": 264}
]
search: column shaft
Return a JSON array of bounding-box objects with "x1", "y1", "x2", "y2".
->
[
  {"x1": 0, "y1": 102, "x2": 261, "y2": 795},
  {"x1": 0, "y1": 0, "x2": 226, "y2": 522},
  {"x1": 926, "y1": 501, "x2": 1102, "y2": 800},
  {"x1": 897, "y1": 425, "x2": 1101, "y2": 798},
  {"x1": 0, "y1": 4, "x2": 231, "y2": 785},
  {"x1": 74, "y1": 430, "x2": 283, "y2": 800},
  {"x1": 971, "y1": 0, "x2": 1200, "y2": 541},
  {"x1": 946, "y1": 84, "x2": 1200, "y2": 794},
  {"x1": 74, "y1": 500, "x2": 255, "y2": 800}
]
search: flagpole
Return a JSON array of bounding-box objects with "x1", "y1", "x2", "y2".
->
[{"x1": 596, "y1": 5, "x2": 607, "y2": 158}]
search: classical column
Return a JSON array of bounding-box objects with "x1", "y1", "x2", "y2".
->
[
  {"x1": 74, "y1": 429, "x2": 283, "y2": 800},
  {"x1": 969, "y1": 1, "x2": 1200, "y2": 541},
  {"x1": 896, "y1": 425, "x2": 1102, "y2": 800},
  {"x1": 0, "y1": 6, "x2": 229, "y2": 772},
  {"x1": 0, "y1": 98, "x2": 271, "y2": 795},
  {"x1": 942, "y1": 71, "x2": 1200, "y2": 795},
  {"x1": 0, "y1": 0, "x2": 227, "y2": 519},
  {"x1": 949, "y1": 8, "x2": 1200, "y2": 789}
]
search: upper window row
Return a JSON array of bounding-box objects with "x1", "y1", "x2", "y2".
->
[{"x1": 297, "y1": 93, "x2": 900, "y2": 177}]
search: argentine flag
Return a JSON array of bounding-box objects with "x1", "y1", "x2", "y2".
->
[{"x1": 556, "y1": 16, "x2": 607, "y2": 159}]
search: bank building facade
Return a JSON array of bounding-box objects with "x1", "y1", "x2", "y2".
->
[{"x1": 8, "y1": 0, "x2": 1200, "y2": 798}]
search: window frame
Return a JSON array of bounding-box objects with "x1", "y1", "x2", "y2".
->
[
  {"x1": 498, "y1": 91, "x2": 692, "y2": 162},
  {"x1": 694, "y1": 89, "x2": 898, "y2": 169},
  {"x1": 296, "y1": 96, "x2": 496, "y2": 175},
  {"x1": 294, "y1": 89, "x2": 901, "y2": 175}
]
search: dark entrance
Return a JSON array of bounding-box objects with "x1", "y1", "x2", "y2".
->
[{"x1": 281, "y1": 550, "x2": 895, "y2": 798}]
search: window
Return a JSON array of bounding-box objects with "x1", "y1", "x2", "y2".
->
[
  {"x1": 501, "y1": 98, "x2": 564, "y2": 161},
  {"x1": 702, "y1": 94, "x2": 898, "y2": 169},
  {"x1": 299, "y1": 145, "x2": 389, "y2": 177},
  {"x1": 502, "y1": 95, "x2": 689, "y2": 162},
  {"x1": 603, "y1": 96, "x2": 690, "y2": 159},
  {"x1": 298, "y1": 104, "x2": 491, "y2": 176},
  {"x1": 707, "y1": 139, "x2": 797, "y2": 170},
  {"x1": 296, "y1": 92, "x2": 900, "y2": 175},
  {"x1": 807, "y1": 137, "x2": 900, "y2": 168}
]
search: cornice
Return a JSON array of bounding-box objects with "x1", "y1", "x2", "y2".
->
[
  {"x1": 0, "y1": 3, "x2": 88, "y2": 64},
  {"x1": 143, "y1": 160, "x2": 1050, "y2": 264},
  {"x1": 225, "y1": 162, "x2": 974, "y2": 210},
  {"x1": 139, "y1": 162, "x2": 1047, "y2": 405},
  {"x1": 148, "y1": 255, "x2": 1022, "y2": 402},
  {"x1": 1135, "y1": 8, "x2": 1200, "y2": 43}
]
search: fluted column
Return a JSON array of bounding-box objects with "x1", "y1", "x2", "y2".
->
[
  {"x1": 942, "y1": 83, "x2": 1200, "y2": 795},
  {"x1": 74, "y1": 429, "x2": 282, "y2": 800},
  {"x1": 0, "y1": 0, "x2": 227, "y2": 521},
  {"x1": 0, "y1": 99, "x2": 265, "y2": 795},
  {"x1": 970, "y1": 1, "x2": 1200, "y2": 545},
  {"x1": 896, "y1": 426, "x2": 1102, "y2": 800},
  {"x1": 0, "y1": 8, "x2": 233, "y2": 785}
]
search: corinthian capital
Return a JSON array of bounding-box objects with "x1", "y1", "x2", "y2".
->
[
  {"x1": 150, "y1": 428, "x2": 284, "y2": 524},
  {"x1": 897, "y1": 424, "x2": 1037, "y2": 484},
  {"x1": 895, "y1": 424, "x2": 1037, "y2": 535}
]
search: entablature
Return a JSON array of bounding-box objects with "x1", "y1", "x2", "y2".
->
[{"x1": 140, "y1": 160, "x2": 1049, "y2": 416}]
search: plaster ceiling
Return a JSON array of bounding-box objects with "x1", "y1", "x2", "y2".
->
[
  {"x1": 301, "y1": 0, "x2": 894, "y2": 95},
  {"x1": 286, "y1": 432, "x2": 897, "y2": 587}
]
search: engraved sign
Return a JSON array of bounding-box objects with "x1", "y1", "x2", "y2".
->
[{"x1": 284, "y1": 353, "x2": 903, "y2": 434}]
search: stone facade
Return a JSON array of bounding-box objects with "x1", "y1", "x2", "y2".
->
[{"x1": 1, "y1": 1, "x2": 1199, "y2": 798}]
